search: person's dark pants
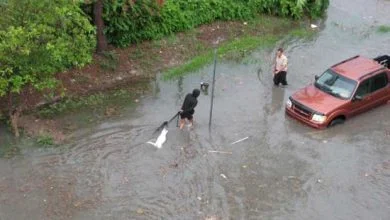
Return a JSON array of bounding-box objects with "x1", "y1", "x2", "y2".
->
[{"x1": 273, "y1": 71, "x2": 288, "y2": 86}]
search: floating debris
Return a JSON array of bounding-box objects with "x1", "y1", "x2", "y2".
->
[
  {"x1": 231, "y1": 136, "x2": 249, "y2": 145},
  {"x1": 311, "y1": 24, "x2": 318, "y2": 29},
  {"x1": 220, "y1": 174, "x2": 227, "y2": 179},
  {"x1": 205, "y1": 216, "x2": 218, "y2": 220},
  {"x1": 208, "y1": 150, "x2": 232, "y2": 154},
  {"x1": 136, "y1": 208, "x2": 144, "y2": 215},
  {"x1": 147, "y1": 127, "x2": 168, "y2": 149}
]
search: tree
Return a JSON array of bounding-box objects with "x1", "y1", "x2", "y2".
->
[
  {"x1": 80, "y1": 0, "x2": 108, "y2": 52},
  {"x1": 81, "y1": 0, "x2": 165, "y2": 51},
  {"x1": 0, "y1": 0, "x2": 96, "y2": 136},
  {"x1": 94, "y1": 0, "x2": 108, "y2": 53}
]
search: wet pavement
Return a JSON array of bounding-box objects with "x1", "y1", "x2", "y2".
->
[{"x1": 1, "y1": 0, "x2": 390, "y2": 219}]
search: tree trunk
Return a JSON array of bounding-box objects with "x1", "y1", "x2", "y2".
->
[
  {"x1": 93, "y1": 0, "x2": 108, "y2": 53},
  {"x1": 8, "y1": 93, "x2": 20, "y2": 137},
  {"x1": 10, "y1": 109, "x2": 20, "y2": 138},
  {"x1": 157, "y1": 0, "x2": 164, "y2": 6}
]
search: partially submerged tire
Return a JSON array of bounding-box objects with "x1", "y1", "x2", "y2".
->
[{"x1": 328, "y1": 117, "x2": 345, "y2": 127}]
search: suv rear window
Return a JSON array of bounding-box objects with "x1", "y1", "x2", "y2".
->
[{"x1": 371, "y1": 72, "x2": 388, "y2": 92}]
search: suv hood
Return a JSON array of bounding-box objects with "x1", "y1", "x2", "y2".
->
[{"x1": 291, "y1": 84, "x2": 347, "y2": 115}]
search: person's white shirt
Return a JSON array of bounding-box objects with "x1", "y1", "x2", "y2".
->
[{"x1": 275, "y1": 54, "x2": 288, "y2": 72}]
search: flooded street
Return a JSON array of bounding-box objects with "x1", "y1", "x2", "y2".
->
[{"x1": 1, "y1": 0, "x2": 390, "y2": 219}]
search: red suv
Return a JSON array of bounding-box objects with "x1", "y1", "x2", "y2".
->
[{"x1": 285, "y1": 55, "x2": 390, "y2": 128}]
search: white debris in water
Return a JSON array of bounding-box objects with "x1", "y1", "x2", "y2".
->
[
  {"x1": 317, "y1": 179, "x2": 323, "y2": 183},
  {"x1": 208, "y1": 150, "x2": 232, "y2": 154},
  {"x1": 231, "y1": 136, "x2": 249, "y2": 145},
  {"x1": 197, "y1": 196, "x2": 202, "y2": 201},
  {"x1": 220, "y1": 174, "x2": 227, "y2": 179},
  {"x1": 323, "y1": 140, "x2": 328, "y2": 143},
  {"x1": 147, "y1": 127, "x2": 168, "y2": 149},
  {"x1": 311, "y1": 24, "x2": 318, "y2": 29},
  {"x1": 205, "y1": 216, "x2": 218, "y2": 220},
  {"x1": 136, "y1": 208, "x2": 144, "y2": 215}
]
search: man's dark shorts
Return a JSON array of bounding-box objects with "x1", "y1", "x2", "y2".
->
[{"x1": 180, "y1": 110, "x2": 195, "y2": 120}]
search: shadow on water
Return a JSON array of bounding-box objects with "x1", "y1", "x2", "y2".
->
[{"x1": 1, "y1": 0, "x2": 390, "y2": 219}]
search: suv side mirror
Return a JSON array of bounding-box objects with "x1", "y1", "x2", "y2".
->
[
  {"x1": 315, "y1": 75, "x2": 319, "y2": 81},
  {"x1": 353, "y1": 95, "x2": 363, "y2": 101}
]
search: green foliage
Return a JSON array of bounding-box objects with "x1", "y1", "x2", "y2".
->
[
  {"x1": 102, "y1": 0, "x2": 329, "y2": 47},
  {"x1": 36, "y1": 134, "x2": 54, "y2": 147},
  {"x1": 377, "y1": 25, "x2": 390, "y2": 33},
  {"x1": 0, "y1": 0, "x2": 96, "y2": 99},
  {"x1": 248, "y1": 0, "x2": 328, "y2": 18}
]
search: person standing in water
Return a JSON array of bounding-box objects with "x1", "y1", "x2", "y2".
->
[
  {"x1": 179, "y1": 89, "x2": 200, "y2": 129},
  {"x1": 273, "y1": 48, "x2": 288, "y2": 86}
]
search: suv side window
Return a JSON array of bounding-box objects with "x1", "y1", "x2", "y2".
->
[
  {"x1": 370, "y1": 72, "x2": 388, "y2": 92},
  {"x1": 355, "y1": 80, "x2": 370, "y2": 97}
]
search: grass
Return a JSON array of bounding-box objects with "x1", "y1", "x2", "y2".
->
[
  {"x1": 163, "y1": 27, "x2": 313, "y2": 80},
  {"x1": 36, "y1": 134, "x2": 55, "y2": 147},
  {"x1": 100, "y1": 50, "x2": 119, "y2": 71},
  {"x1": 163, "y1": 35, "x2": 278, "y2": 80},
  {"x1": 159, "y1": 13, "x2": 315, "y2": 79},
  {"x1": 377, "y1": 25, "x2": 390, "y2": 33},
  {"x1": 128, "y1": 46, "x2": 146, "y2": 59},
  {"x1": 0, "y1": 142, "x2": 20, "y2": 158},
  {"x1": 37, "y1": 89, "x2": 139, "y2": 118},
  {"x1": 289, "y1": 28, "x2": 317, "y2": 38}
]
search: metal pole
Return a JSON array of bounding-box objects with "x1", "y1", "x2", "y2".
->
[{"x1": 209, "y1": 48, "x2": 217, "y2": 129}]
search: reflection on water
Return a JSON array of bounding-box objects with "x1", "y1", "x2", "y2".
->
[{"x1": 270, "y1": 86, "x2": 286, "y2": 115}]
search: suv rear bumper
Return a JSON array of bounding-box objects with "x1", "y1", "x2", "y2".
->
[{"x1": 285, "y1": 106, "x2": 327, "y2": 129}]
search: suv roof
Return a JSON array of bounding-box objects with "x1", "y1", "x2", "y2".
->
[{"x1": 331, "y1": 55, "x2": 384, "y2": 81}]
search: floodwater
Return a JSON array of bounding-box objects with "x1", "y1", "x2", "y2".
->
[{"x1": 1, "y1": 0, "x2": 390, "y2": 219}]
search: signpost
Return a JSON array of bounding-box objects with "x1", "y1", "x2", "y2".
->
[{"x1": 209, "y1": 48, "x2": 217, "y2": 130}]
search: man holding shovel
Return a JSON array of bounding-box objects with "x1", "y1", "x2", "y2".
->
[{"x1": 179, "y1": 89, "x2": 200, "y2": 129}]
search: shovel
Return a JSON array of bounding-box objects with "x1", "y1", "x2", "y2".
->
[{"x1": 153, "y1": 111, "x2": 180, "y2": 134}]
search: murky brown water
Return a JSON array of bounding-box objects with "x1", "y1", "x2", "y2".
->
[{"x1": 1, "y1": 0, "x2": 390, "y2": 219}]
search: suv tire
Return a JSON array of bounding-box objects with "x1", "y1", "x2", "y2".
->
[{"x1": 328, "y1": 117, "x2": 345, "y2": 127}]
